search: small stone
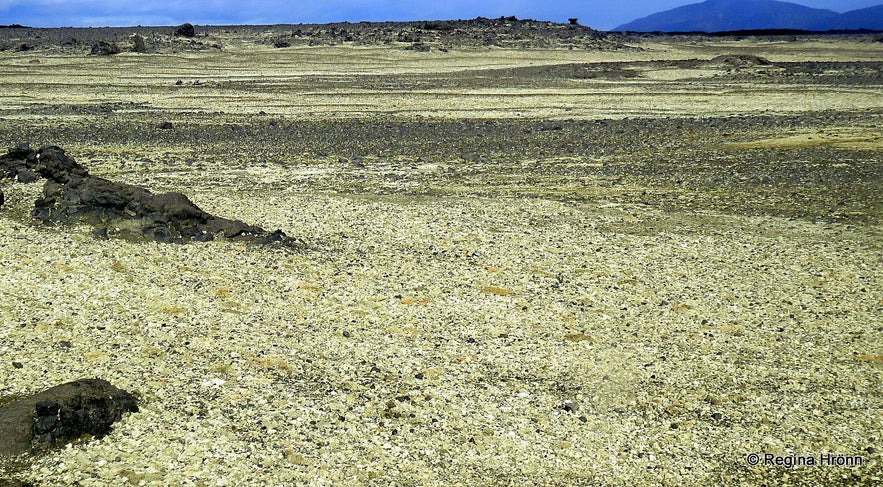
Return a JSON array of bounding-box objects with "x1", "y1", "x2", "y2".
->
[
  {"x1": 562, "y1": 401, "x2": 579, "y2": 413},
  {"x1": 712, "y1": 412, "x2": 723, "y2": 421},
  {"x1": 156, "y1": 121, "x2": 173, "y2": 130},
  {"x1": 12, "y1": 361, "x2": 23, "y2": 369},
  {"x1": 342, "y1": 330, "x2": 351, "y2": 338}
]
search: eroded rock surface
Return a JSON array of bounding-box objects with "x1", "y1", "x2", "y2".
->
[
  {"x1": 0, "y1": 144, "x2": 295, "y2": 245},
  {"x1": 0, "y1": 379, "x2": 138, "y2": 456}
]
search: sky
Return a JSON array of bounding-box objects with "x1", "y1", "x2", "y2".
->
[{"x1": 0, "y1": 0, "x2": 880, "y2": 31}]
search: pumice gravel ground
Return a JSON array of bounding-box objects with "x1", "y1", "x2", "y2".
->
[{"x1": 0, "y1": 22, "x2": 881, "y2": 486}]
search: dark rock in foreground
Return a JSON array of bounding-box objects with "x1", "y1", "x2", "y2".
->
[
  {"x1": 0, "y1": 145, "x2": 297, "y2": 246},
  {"x1": 0, "y1": 479, "x2": 34, "y2": 487},
  {"x1": 0, "y1": 379, "x2": 137, "y2": 456}
]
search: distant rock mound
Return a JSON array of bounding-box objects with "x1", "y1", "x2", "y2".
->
[
  {"x1": 710, "y1": 54, "x2": 772, "y2": 66},
  {"x1": 131, "y1": 33, "x2": 147, "y2": 52},
  {"x1": 0, "y1": 19, "x2": 629, "y2": 54},
  {"x1": 90, "y1": 41, "x2": 120, "y2": 56},
  {"x1": 175, "y1": 23, "x2": 196, "y2": 38},
  {"x1": 265, "y1": 16, "x2": 625, "y2": 51},
  {"x1": 0, "y1": 144, "x2": 298, "y2": 246}
]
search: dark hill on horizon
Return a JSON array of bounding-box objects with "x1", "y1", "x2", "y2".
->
[
  {"x1": 0, "y1": 17, "x2": 629, "y2": 53},
  {"x1": 827, "y1": 4, "x2": 883, "y2": 29},
  {"x1": 614, "y1": 0, "x2": 883, "y2": 32}
]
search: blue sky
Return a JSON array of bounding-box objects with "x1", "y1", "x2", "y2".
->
[{"x1": 0, "y1": 0, "x2": 879, "y2": 31}]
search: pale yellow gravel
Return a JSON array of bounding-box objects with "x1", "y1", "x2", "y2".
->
[{"x1": 2, "y1": 170, "x2": 880, "y2": 485}]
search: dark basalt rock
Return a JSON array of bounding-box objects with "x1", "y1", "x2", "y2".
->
[
  {"x1": 90, "y1": 41, "x2": 120, "y2": 56},
  {"x1": 710, "y1": 54, "x2": 772, "y2": 66},
  {"x1": 0, "y1": 145, "x2": 298, "y2": 246},
  {"x1": 175, "y1": 23, "x2": 196, "y2": 38},
  {"x1": 131, "y1": 33, "x2": 147, "y2": 53},
  {"x1": 0, "y1": 379, "x2": 138, "y2": 456},
  {"x1": 31, "y1": 145, "x2": 89, "y2": 183},
  {"x1": 0, "y1": 479, "x2": 34, "y2": 487},
  {"x1": 0, "y1": 143, "x2": 33, "y2": 179}
]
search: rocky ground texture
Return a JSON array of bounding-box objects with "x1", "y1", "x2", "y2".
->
[{"x1": 0, "y1": 20, "x2": 881, "y2": 487}]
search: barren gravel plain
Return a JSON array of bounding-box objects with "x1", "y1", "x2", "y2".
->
[{"x1": 0, "y1": 21, "x2": 881, "y2": 486}]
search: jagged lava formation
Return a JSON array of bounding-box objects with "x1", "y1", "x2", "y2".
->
[{"x1": 0, "y1": 144, "x2": 297, "y2": 246}]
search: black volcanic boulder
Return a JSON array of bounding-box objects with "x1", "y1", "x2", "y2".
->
[
  {"x1": 0, "y1": 143, "x2": 34, "y2": 180},
  {"x1": 31, "y1": 145, "x2": 89, "y2": 183},
  {"x1": 33, "y1": 175, "x2": 272, "y2": 243},
  {"x1": 1, "y1": 145, "x2": 298, "y2": 246},
  {"x1": 90, "y1": 41, "x2": 120, "y2": 56},
  {"x1": 175, "y1": 23, "x2": 196, "y2": 37},
  {"x1": 0, "y1": 379, "x2": 138, "y2": 456}
]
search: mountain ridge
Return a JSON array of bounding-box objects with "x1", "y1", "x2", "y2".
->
[{"x1": 614, "y1": 0, "x2": 883, "y2": 32}]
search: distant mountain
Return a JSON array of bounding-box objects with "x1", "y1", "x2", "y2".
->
[
  {"x1": 825, "y1": 5, "x2": 883, "y2": 30},
  {"x1": 613, "y1": 0, "x2": 883, "y2": 32}
]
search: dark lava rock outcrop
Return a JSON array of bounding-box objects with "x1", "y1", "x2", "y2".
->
[
  {"x1": 90, "y1": 41, "x2": 120, "y2": 56},
  {"x1": 131, "y1": 33, "x2": 147, "y2": 53},
  {"x1": 175, "y1": 23, "x2": 196, "y2": 38},
  {"x1": 710, "y1": 54, "x2": 772, "y2": 66},
  {"x1": 0, "y1": 379, "x2": 137, "y2": 456},
  {"x1": 0, "y1": 144, "x2": 295, "y2": 245}
]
